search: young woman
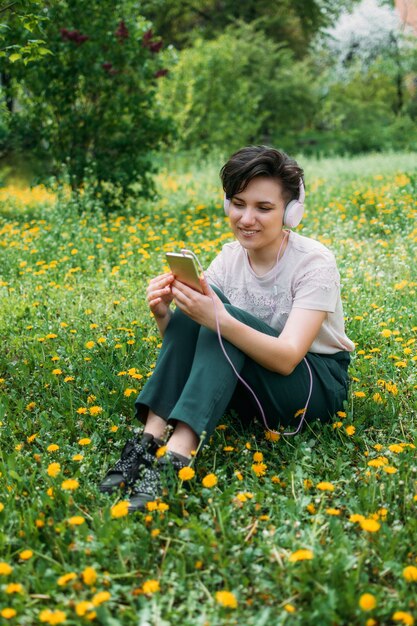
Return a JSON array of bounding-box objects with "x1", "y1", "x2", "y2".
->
[{"x1": 99, "y1": 146, "x2": 354, "y2": 511}]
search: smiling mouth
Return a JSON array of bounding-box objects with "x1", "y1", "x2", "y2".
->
[{"x1": 239, "y1": 229, "x2": 259, "y2": 235}]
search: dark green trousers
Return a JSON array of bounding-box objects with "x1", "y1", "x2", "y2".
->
[{"x1": 135, "y1": 289, "x2": 350, "y2": 437}]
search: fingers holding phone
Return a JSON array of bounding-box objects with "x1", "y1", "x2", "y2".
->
[{"x1": 146, "y1": 272, "x2": 174, "y2": 318}]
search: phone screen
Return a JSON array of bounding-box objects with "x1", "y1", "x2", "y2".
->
[{"x1": 165, "y1": 253, "x2": 203, "y2": 293}]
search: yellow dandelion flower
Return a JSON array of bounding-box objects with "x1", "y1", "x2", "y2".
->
[
  {"x1": 1, "y1": 608, "x2": 17, "y2": 619},
  {"x1": 359, "y1": 593, "x2": 377, "y2": 611},
  {"x1": 283, "y1": 604, "x2": 296, "y2": 613},
  {"x1": 58, "y1": 572, "x2": 77, "y2": 586},
  {"x1": 67, "y1": 516, "x2": 85, "y2": 526},
  {"x1": 178, "y1": 466, "x2": 195, "y2": 481},
  {"x1": 392, "y1": 611, "x2": 414, "y2": 625},
  {"x1": 354, "y1": 391, "x2": 366, "y2": 398},
  {"x1": 61, "y1": 479, "x2": 79, "y2": 491},
  {"x1": 382, "y1": 465, "x2": 398, "y2": 474},
  {"x1": 156, "y1": 445, "x2": 167, "y2": 458},
  {"x1": 123, "y1": 388, "x2": 137, "y2": 397},
  {"x1": 252, "y1": 462, "x2": 267, "y2": 476},
  {"x1": 253, "y1": 451, "x2": 264, "y2": 462},
  {"x1": 403, "y1": 565, "x2": 417, "y2": 582},
  {"x1": 288, "y1": 549, "x2": 314, "y2": 562},
  {"x1": 316, "y1": 481, "x2": 335, "y2": 492},
  {"x1": 26, "y1": 402, "x2": 36, "y2": 411},
  {"x1": 264, "y1": 430, "x2": 280, "y2": 441},
  {"x1": 381, "y1": 329, "x2": 392, "y2": 338},
  {"x1": 82, "y1": 566, "x2": 97, "y2": 586},
  {"x1": 368, "y1": 456, "x2": 388, "y2": 467},
  {"x1": 111, "y1": 501, "x2": 129, "y2": 518},
  {"x1": 202, "y1": 473, "x2": 218, "y2": 488},
  {"x1": 215, "y1": 590, "x2": 238, "y2": 609},
  {"x1": 157, "y1": 502, "x2": 169, "y2": 512},
  {"x1": 85, "y1": 341, "x2": 95, "y2": 349},
  {"x1": 388, "y1": 444, "x2": 405, "y2": 453},
  {"x1": 47, "y1": 444, "x2": 59, "y2": 452},
  {"x1": 52, "y1": 369, "x2": 62, "y2": 375},
  {"x1": 19, "y1": 550, "x2": 33, "y2": 560},
  {"x1": 76, "y1": 407, "x2": 87, "y2": 414},
  {"x1": 360, "y1": 518, "x2": 381, "y2": 533},
  {"x1": 345, "y1": 425, "x2": 355, "y2": 436},
  {"x1": 75, "y1": 601, "x2": 94, "y2": 617},
  {"x1": 47, "y1": 462, "x2": 61, "y2": 477},
  {"x1": 88, "y1": 406, "x2": 102, "y2": 416},
  {"x1": 6, "y1": 583, "x2": 23, "y2": 594},
  {"x1": 78, "y1": 438, "x2": 91, "y2": 446},
  {"x1": 39, "y1": 608, "x2": 67, "y2": 624},
  {"x1": 0, "y1": 562, "x2": 13, "y2": 575},
  {"x1": 72, "y1": 454, "x2": 84, "y2": 461},
  {"x1": 326, "y1": 508, "x2": 341, "y2": 516},
  {"x1": 91, "y1": 590, "x2": 111, "y2": 606},
  {"x1": 142, "y1": 579, "x2": 160, "y2": 594}
]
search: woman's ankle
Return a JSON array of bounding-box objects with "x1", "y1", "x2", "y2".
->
[{"x1": 166, "y1": 423, "x2": 199, "y2": 459}]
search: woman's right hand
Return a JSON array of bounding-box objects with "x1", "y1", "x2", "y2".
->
[{"x1": 146, "y1": 272, "x2": 175, "y2": 319}]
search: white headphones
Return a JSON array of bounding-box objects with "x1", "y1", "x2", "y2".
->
[{"x1": 224, "y1": 179, "x2": 305, "y2": 228}]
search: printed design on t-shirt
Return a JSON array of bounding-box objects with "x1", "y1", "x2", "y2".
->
[
  {"x1": 295, "y1": 264, "x2": 340, "y2": 292},
  {"x1": 224, "y1": 285, "x2": 292, "y2": 324}
]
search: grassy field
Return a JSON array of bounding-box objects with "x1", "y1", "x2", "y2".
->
[{"x1": 0, "y1": 152, "x2": 417, "y2": 625}]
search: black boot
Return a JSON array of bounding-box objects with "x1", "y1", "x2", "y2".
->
[
  {"x1": 99, "y1": 433, "x2": 160, "y2": 494},
  {"x1": 127, "y1": 451, "x2": 189, "y2": 512}
]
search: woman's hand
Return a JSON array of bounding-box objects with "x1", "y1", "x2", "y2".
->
[
  {"x1": 171, "y1": 275, "x2": 226, "y2": 331},
  {"x1": 146, "y1": 272, "x2": 175, "y2": 319}
]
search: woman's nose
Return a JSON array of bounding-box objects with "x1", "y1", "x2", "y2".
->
[{"x1": 239, "y1": 208, "x2": 256, "y2": 225}]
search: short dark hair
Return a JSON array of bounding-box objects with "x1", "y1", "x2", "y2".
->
[{"x1": 220, "y1": 145, "x2": 304, "y2": 203}]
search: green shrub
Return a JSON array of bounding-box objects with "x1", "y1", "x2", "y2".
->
[
  {"x1": 157, "y1": 23, "x2": 317, "y2": 153},
  {"x1": 6, "y1": 0, "x2": 171, "y2": 207}
]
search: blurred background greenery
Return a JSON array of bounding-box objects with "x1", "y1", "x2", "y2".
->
[{"x1": 1, "y1": 0, "x2": 417, "y2": 208}]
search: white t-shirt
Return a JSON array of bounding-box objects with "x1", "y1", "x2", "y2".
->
[{"x1": 205, "y1": 231, "x2": 355, "y2": 355}]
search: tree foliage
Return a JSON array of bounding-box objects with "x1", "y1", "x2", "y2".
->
[
  {"x1": 157, "y1": 23, "x2": 318, "y2": 152},
  {"x1": 140, "y1": 0, "x2": 360, "y2": 56},
  {"x1": 3, "y1": 0, "x2": 170, "y2": 205},
  {"x1": 0, "y1": 0, "x2": 50, "y2": 64}
]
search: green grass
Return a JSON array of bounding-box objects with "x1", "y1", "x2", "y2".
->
[{"x1": 0, "y1": 152, "x2": 417, "y2": 625}]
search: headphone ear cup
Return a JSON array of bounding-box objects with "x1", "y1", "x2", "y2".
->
[
  {"x1": 284, "y1": 199, "x2": 304, "y2": 228},
  {"x1": 224, "y1": 196, "x2": 230, "y2": 216}
]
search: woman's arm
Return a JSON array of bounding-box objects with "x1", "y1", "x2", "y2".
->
[
  {"x1": 219, "y1": 307, "x2": 326, "y2": 375},
  {"x1": 171, "y1": 278, "x2": 326, "y2": 375}
]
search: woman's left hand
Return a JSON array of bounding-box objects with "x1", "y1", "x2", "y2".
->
[{"x1": 171, "y1": 275, "x2": 226, "y2": 331}]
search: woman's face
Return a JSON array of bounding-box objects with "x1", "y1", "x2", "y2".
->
[{"x1": 228, "y1": 176, "x2": 286, "y2": 256}]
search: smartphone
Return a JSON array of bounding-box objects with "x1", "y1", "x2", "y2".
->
[{"x1": 165, "y1": 252, "x2": 203, "y2": 293}]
